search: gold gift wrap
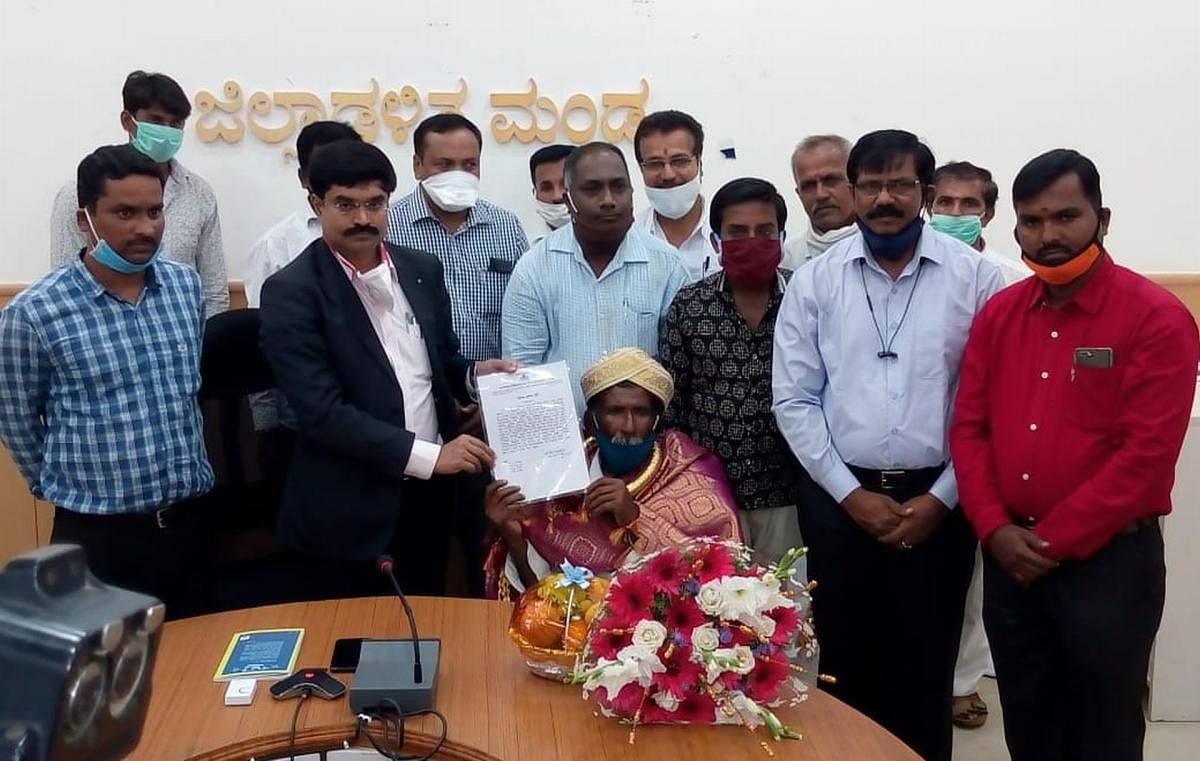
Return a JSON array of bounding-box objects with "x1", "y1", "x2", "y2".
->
[{"x1": 507, "y1": 573, "x2": 609, "y2": 679}]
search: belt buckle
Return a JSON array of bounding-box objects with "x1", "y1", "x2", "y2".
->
[
  {"x1": 155, "y1": 508, "x2": 169, "y2": 529},
  {"x1": 879, "y1": 470, "x2": 905, "y2": 491}
]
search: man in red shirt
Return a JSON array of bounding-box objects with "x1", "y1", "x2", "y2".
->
[{"x1": 950, "y1": 149, "x2": 1199, "y2": 761}]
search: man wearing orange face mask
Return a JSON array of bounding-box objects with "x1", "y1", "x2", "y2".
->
[{"x1": 950, "y1": 149, "x2": 1199, "y2": 761}]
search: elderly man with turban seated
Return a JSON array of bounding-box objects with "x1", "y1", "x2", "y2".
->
[{"x1": 483, "y1": 347, "x2": 742, "y2": 599}]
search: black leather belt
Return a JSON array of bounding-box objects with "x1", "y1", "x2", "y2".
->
[
  {"x1": 55, "y1": 496, "x2": 208, "y2": 531},
  {"x1": 846, "y1": 464, "x2": 945, "y2": 497}
]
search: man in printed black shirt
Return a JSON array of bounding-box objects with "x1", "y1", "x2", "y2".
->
[{"x1": 660, "y1": 177, "x2": 806, "y2": 559}]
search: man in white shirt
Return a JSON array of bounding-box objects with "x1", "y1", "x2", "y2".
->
[
  {"x1": 782, "y1": 134, "x2": 858, "y2": 269},
  {"x1": 633, "y1": 110, "x2": 715, "y2": 281},
  {"x1": 244, "y1": 121, "x2": 362, "y2": 307},
  {"x1": 928, "y1": 161, "x2": 1028, "y2": 286}
]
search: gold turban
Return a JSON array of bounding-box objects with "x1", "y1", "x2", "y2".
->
[{"x1": 580, "y1": 348, "x2": 674, "y2": 408}]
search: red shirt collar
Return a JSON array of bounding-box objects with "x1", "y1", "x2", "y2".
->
[{"x1": 1025, "y1": 251, "x2": 1115, "y2": 314}]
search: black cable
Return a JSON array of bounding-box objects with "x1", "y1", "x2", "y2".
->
[
  {"x1": 287, "y1": 688, "x2": 311, "y2": 761},
  {"x1": 356, "y1": 700, "x2": 449, "y2": 761},
  {"x1": 859, "y1": 257, "x2": 925, "y2": 359}
]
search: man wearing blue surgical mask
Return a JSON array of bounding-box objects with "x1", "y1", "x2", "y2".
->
[
  {"x1": 1, "y1": 145, "x2": 214, "y2": 618},
  {"x1": 928, "y1": 161, "x2": 1027, "y2": 285},
  {"x1": 49, "y1": 70, "x2": 228, "y2": 317},
  {"x1": 635, "y1": 110, "x2": 715, "y2": 282}
]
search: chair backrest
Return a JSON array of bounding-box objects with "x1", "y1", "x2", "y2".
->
[{"x1": 200, "y1": 309, "x2": 274, "y2": 399}]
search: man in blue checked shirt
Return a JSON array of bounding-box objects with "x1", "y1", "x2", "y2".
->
[
  {"x1": 0, "y1": 145, "x2": 214, "y2": 618},
  {"x1": 502, "y1": 142, "x2": 688, "y2": 417}
]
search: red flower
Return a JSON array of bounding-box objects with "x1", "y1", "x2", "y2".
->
[
  {"x1": 651, "y1": 644, "x2": 704, "y2": 698},
  {"x1": 675, "y1": 690, "x2": 717, "y2": 723},
  {"x1": 607, "y1": 575, "x2": 656, "y2": 620},
  {"x1": 641, "y1": 699, "x2": 673, "y2": 724},
  {"x1": 589, "y1": 626, "x2": 632, "y2": 660},
  {"x1": 604, "y1": 683, "x2": 646, "y2": 715},
  {"x1": 662, "y1": 598, "x2": 706, "y2": 635},
  {"x1": 645, "y1": 549, "x2": 689, "y2": 594},
  {"x1": 744, "y1": 655, "x2": 790, "y2": 702},
  {"x1": 764, "y1": 605, "x2": 801, "y2": 646},
  {"x1": 692, "y1": 543, "x2": 735, "y2": 583}
]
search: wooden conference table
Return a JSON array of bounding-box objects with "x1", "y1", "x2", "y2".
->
[{"x1": 127, "y1": 596, "x2": 920, "y2": 760}]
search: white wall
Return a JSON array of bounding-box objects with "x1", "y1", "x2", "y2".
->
[{"x1": 1, "y1": 0, "x2": 1198, "y2": 283}]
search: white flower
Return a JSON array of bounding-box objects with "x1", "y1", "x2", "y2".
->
[
  {"x1": 728, "y1": 645, "x2": 756, "y2": 675},
  {"x1": 718, "y1": 577, "x2": 764, "y2": 620},
  {"x1": 691, "y1": 624, "x2": 720, "y2": 653},
  {"x1": 652, "y1": 691, "x2": 681, "y2": 713},
  {"x1": 632, "y1": 620, "x2": 667, "y2": 651},
  {"x1": 616, "y1": 644, "x2": 667, "y2": 687},
  {"x1": 745, "y1": 612, "x2": 777, "y2": 639},
  {"x1": 696, "y1": 580, "x2": 726, "y2": 616},
  {"x1": 583, "y1": 657, "x2": 639, "y2": 699},
  {"x1": 727, "y1": 692, "x2": 767, "y2": 728},
  {"x1": 757, "y1": 574, "x2": 792, "y2": 612}
]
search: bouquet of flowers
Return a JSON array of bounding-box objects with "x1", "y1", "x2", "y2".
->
[{"x1": 570, "y1": 539, "x2": 818, "y2": 746}]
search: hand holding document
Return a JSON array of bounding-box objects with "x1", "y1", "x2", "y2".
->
[{"x1": 476, "y1": 361, "x2": 590, "y2": 503}]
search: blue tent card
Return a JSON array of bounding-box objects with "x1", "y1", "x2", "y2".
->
[{"x1": 213, "y1": 628, "x2": 304, "y2": 681}]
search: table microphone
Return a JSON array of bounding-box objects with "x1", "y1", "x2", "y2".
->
[{"x1": 376, "y1": 555, "x2": 423, "y2": 684}]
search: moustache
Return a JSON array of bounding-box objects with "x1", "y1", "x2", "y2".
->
[
  {"x1": 344, "y1": 225, "x2": 379, "y2": 236},
  {"x1": 609, "y1": 433, "x2": 646, "y2": 446},
  {"x1": 124, "y1": 236, "x2": 159, "y2": 249},
  {"x1": 866, "y1": 205, "x2": 905, "y2": 220},
  {"x1": 1035, "y1": 244, "x2": 1073, "y2": 259}
]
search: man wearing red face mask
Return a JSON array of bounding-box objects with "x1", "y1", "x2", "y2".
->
[
  {"x1": 659, "y1": 178, "x2": 806, "y2": 560},
  {"x1": 951, "y1": 149, "x2": 1199, "y2": 761}
]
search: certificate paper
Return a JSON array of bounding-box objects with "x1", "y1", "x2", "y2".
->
[{"x1": 477, "y1": 361, "x2": 590, "y2": 503}]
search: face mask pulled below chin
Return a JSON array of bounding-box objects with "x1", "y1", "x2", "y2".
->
[
  {"x1": 535, "y1": 199, "x2": 572, "y2": 229},
  {"x1": 1022, "y1": 242, "x2": 1103, "y2": 286},
  {"x1": 422, "y1": 170, "x2": 479, "y2": 212},
  {"x1": 930, "y1": 213, "x2": 983, "y2": 246},
  {"x1": 84, "y1": 209, "x2": 161, "y2": 274},
  {"x1": 645, "y1": 174, "x2": 701, "y2": 220},
  {"x1": 857, "y1": 217, "x2": 924, "y2": 261},
  {"x1": 131, "y1": 120, "x2": 184, "y2": 163}
]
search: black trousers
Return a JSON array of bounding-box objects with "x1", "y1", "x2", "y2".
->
[
  {"x1": 50, "y1": 494, "x2": 215, "y2": 620},
  {"x1": 984, "y1": 521, "x2": 1165, "y2": 761},
  {"x1": 233, "y1": 476, "x2": 454, "y2": 607},
  {"x1": 450, "y1": 470, "x2": 490, "y2": 597},
  {"x1": 800, "y1": 477, "x2": 975, "y2": 761}
]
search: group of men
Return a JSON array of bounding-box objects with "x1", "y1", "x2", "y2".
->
[{"x1": 0, "y1": 69, "x2": 1196, "y2": 761}]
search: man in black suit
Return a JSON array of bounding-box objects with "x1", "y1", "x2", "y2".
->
[{"x1": 260, "y1": 140, "x2": 515, "y2": 598}]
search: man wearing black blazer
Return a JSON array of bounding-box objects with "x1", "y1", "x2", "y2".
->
[{"x1": 260, "y1": 140, "x2": 514, "y2": 598}]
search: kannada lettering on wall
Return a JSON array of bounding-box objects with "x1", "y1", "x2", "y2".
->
[{"x1": 193, "y1": 78, "x2": 650, "y2": 155}]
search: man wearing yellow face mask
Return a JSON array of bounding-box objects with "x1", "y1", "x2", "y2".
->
[
  {"x1": 49, "y1": 70, "x2": 228, "y2": 317},
  {"x1": 951, "y1": 149, "x2": 1199, "y2": 761}
]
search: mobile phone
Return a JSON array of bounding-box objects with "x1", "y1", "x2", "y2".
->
[{"x1": 330, "y1": 637, "x2": 364, "y2": 673}]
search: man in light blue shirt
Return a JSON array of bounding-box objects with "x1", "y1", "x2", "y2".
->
[
  {"x1": 502, "y1": 142, "x2": 687, "y2": 415},
  {"x1": 772, "y1": 130, "x2": 1003, "y2": 761}
]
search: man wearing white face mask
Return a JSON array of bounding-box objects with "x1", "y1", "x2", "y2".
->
[
  {"x1": 634, "y1": 110, "x2": 715, "y2": 282},
  {"x1": 385, "y1": 113, "x2": 529, "y2": 365},
  {"x1": 49, "y1": 70, "x2": 228, "y2": 317},
  {"x1": 529, "y1": 144, "x2": 574, "y2": 236}
]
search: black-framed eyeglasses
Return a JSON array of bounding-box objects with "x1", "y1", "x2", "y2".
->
[{"x1": 852, "y1": 179, "x2": 923, "y2": 198}]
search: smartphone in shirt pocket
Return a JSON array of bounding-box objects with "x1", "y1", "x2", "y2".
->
[{"x1": 1067, "y1": 346, "x2": 1121, "y2": 428}]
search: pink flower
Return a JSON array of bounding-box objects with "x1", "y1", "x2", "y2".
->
[
  {"x1": 675, "y1": 691, "x2": 717, "y2": 723},
  {"x1": 662, "y1": 597, "x2": 706, "y2": 635},
  {"x1": 645, "y1": 549, "x2": 689, "y2": 594},
  {"x1": 764, "y1": 605, "x2": 801, "y2": 646},
  {"x1": 589, "y1": 626, "x2": 633, "y2": 660},
  {"x1": 651, "y1": 644, "x2": 704, "y2": 698},
  {"x1": 607, "y1": 575, "x2": 657, "y2": 621},
  {"x1": 744, "y1": 655, "x2": 790, "y2": 702},
  {"x1": 692, "y1": 543, "x2": 735, "y2": 583},
  {"x1": 605, "y1": 682, "x2": 646, "y2": 715}
]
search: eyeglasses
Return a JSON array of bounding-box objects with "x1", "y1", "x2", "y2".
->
[
  {"x1": 328, "y1": 199, "x2": 388, "y2": 214},
  {"x1": 640, "y1": 155, "x2": 697, "y2": 173},
  {"x1": 852, "y1": 179, "x2": 923, "y2": 198}
]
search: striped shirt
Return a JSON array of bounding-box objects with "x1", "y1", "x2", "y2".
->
[
  {"x1": 49, "y1": 160, "x2": 230, "y2": 318},
  {"x1": 385, "y1": 188, "x2": 529, "y2": 361},
  {"x1": 0, "y1": 257, "x2": 214, "y2": 514},
  {"x1": 501, "y1": 223, "x2": 688, "y2": 414}
]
